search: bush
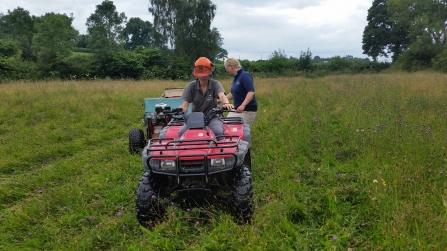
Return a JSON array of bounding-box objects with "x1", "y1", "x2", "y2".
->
[
  {"x1": 0, "y1": 40, "x2": 40, "y2": 82},
  {"x1": 0, "y1": 39, "x2": 19, "y2": 57},
  {"x1": 92, "y1": 51, "x2": 145, "y2": 79},
  {"x1": 8, "y1": 58, "x2": 38, "y2": 80},
  {"x1": 432, "y1": 47, "x2": 447, "y2": 73},
  {"x1": 349, "y1": 60, "x2": 390, "y2": 74},
  {"x1": 135, "y1": 46, "x2": 165, "y2": 69},
  {"x1": 163, "y1": 57, "x2": 191, "y2": 80},
  {"x1": 266, "y1": 56, "x2": 289, "y2": 73},
  {"x1": 56, "y1": 56, "x2": 95, "y2": 80},
  {"x1": 327, "y1": 56, "x2": 352, "y2": 71},
  {"x1": 299, "y1": 48, "x2": 313, "y2": 71},
  {"x1": 71, "y1": 47, "x2": 93, "y2": 53},
  {"x1": 395, "y1": 35, "x2": 442, "y2": 71}
]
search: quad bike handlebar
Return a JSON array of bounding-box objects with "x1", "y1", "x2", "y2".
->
[
  {"x1": 205, "y1": 106, "x2": 237, "y2": 124},
  {"x1": 165, "y1": 106, "x2": 235, "y2": 125},
  {"x1": 169, "y1": 106, "x2": 233, "y2": 114},
  {"x1": 164, "y1": 107, "x2": 187, "y2": 120}
]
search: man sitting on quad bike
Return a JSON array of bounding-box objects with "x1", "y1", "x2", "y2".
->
[{"x1": 177, "y1": 57, "x2": 234, "y2": 139}]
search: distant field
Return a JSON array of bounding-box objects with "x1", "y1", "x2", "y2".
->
[{"x1": 1, "y1": 73, "x2": 447, "y2": 250}]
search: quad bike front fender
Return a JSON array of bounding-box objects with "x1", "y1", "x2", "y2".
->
[{"x1": 235, "y1": 140, "x2": 250, "y2": 167}]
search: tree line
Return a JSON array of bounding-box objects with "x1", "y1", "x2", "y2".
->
[
  {"x1": 362, "y1": 0, "x2": 447, "y2": 72},
  {"x1": 0, "y1": 0, "x2": 228, "y2": 81},
  {"x1": 4, "y1": 0, "x2": 443, "y2": 82}
]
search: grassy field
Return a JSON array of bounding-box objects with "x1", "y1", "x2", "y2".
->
[{"x1": 1, "y1": 73, "x2": 447, "y2": 250}]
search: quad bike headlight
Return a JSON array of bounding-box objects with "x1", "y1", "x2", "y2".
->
[
  {"x1": 160, "y1": 160, "x2": 176, "y2": 170},
  {"x1": 210, "y1": 158, "x2": 225, "y2": 167},
  {"x1": 208, "y1": 157, "x2": 236, "y2": 172},
  {"x1": 149, "y1": 159, "x2": 176, "y2": 172}
]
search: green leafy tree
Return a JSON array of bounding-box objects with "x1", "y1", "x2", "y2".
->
[
  {"x1": 122, "y1": 17, "x2": 155, "y2": 50},
  {"x1": 389, "y1": 0, "x2": 447, "y2": 45},
  {"x1": 396, "y1": 33, "x2": 442, "y2": 70},
  {"x1": 215, "y1": 47, "x2": 228, "y2": 62},
  {"x1": 313, "y1": 55, "x2": 321, "y2": 63},
  {"x1": 32, "y1": 12, "x2": 78, "y2": 66},
  {"x1": 173, "y1": 0, "x2": 218, "y2": 62},
  {"x1": 0, "y1": 7, "x2": 35, "y2": 60},
  {"x1": 387, "y1": 13, "x2": 411, "y2": 62},
  {"x1": 0, "y1": 39, "x2": 19, "y2": 57},
  {"x1": 417, "y1": 0, "x2": 447, "y2": 45},
  {"x1": 362, "y1": 0, "x2": 390, "y2": 61},
  {"x1": 0, "y1": 13, "x2": 5, "y2": 32},
  {"x1": 269, "y1": 48, "x2": 287, "y2": 59},
  {"x1": 362, "y1": 0, "x2": 412, "y2": 62},
  {"x1": 205, "y1": 27, "x2": 225, "y2": 62},
  {"x1": 267, "y1": 48, "x2": 288, "y2": 73},
  {"x1": 388, "y1": 0, "x2": 447, "y2": 67},
  {"x1": 74, "y1": 34, "x2": 89, "y2": 48},
  {"x1": 432, "y1": 47, "x2": 447, "y2": 72},
  {"x1": 299, "y1": 48, "x2": 313, "y2": 71},
  {"x1": 0, "y1": 39, "x2": 19, "y2": 79},
  {"x1": 149, "y1": 0, "x2": 224, "y2": 62},
  {"x1": 86, "y1": 0, "x2": 127, "y2": 52},
  {"x1": 148, "y1": 0, "x2": 182, "y2": 49}
]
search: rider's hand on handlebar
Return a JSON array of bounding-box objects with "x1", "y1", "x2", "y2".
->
[{"x1": 222, "y1": 103, "x2": 234, "y2": 110}]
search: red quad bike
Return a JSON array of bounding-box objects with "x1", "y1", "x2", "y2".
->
[{"x1": 134, "y1": 106, "x2": 254, "y2": 228}]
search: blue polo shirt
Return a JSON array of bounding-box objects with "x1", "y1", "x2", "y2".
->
[{"x1": 231, "y1": 69, "x2": 257, "y2": 111}]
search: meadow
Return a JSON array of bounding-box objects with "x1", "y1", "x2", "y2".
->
[{"x1": 1, "y1": 73, "x2": 447, "y2": 250}]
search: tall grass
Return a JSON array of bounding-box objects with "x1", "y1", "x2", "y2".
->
[{"x1": 1, "y1": 73, "x2": 447, "y2": 250}]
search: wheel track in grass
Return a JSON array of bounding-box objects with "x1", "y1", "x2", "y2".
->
[
  {"x1": 0, "y1": 136, "x2": 139, "y2": 211},
  {"x1": 0, "y1": 139, "x2": 141, "y2": 249}
]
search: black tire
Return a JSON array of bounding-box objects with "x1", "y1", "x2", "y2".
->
[
  {"x1": 129, "y1": 128, "x2": 145, "y2": 154},
  {"x1": 135, "y1": 171, "x2": 164, "y2": 228},
  {"x1": 230, "y1": 165, "x2": 254, "y2": 224}
]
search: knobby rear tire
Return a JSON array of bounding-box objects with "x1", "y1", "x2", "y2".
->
[
  {"x1": 230, "y1": 165, "x2": 254, "y2": 224},
  {"x1": 129, "y1": 128, "x2": 145, "y2": 155},
  {"x1": 135, "y1": 171, "x2": 164, "y2": 228}
]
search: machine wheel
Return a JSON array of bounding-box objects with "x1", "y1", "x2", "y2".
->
[
  {"x1": 135, "y1": 172, "x2": 164, "y2": 228},
  {"x1": 129, "y1": 128, "x2": 145, "y2": 154},
  {"x1": 230, "y1": 165, "x2": 254, "y2": 224}
]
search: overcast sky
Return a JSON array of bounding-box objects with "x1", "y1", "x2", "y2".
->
[{"x1": 1, "y1": 0, "x2": 374, "y2": 61}]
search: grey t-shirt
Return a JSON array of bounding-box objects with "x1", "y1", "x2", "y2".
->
[{"x1": 182, "y1": 79, "x2": 225, "y2": 114}]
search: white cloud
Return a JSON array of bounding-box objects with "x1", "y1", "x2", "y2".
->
[{"x1": 214, "y1": 0, "x2": 325, "y2": 9}]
